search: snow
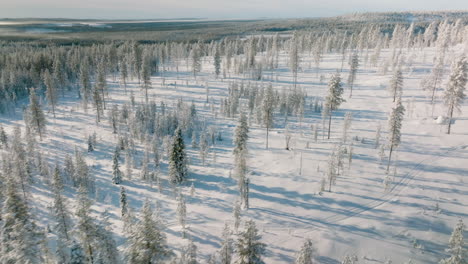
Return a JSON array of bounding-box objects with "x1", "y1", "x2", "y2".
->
[{"x1": 1, "y1": 44, "x2": 467, "y2": 263}]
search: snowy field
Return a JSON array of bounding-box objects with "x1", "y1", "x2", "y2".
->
[{"x1": 1, "y1": 43, "x2": 467, "y2": 263}]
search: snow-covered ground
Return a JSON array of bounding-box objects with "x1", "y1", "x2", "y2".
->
[{"x1": 1, "y1": 45, "x2": 467, "y2": 263}]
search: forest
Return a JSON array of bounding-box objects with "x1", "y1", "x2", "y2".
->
[{"x1": 0, "y1": 11, "x2": 467, "y2": 264}]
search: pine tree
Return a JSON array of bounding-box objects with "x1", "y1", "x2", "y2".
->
[
  {"x1": 69, "y1": 241, "x2": 86, "y2": 264},
  {"x1": 27, "y1": 89, "x2": 47, "y2": 140},
  {"x1": 295, "y1": 238, "x2": 316, "y2": 264},
  {"x1": 120, "y1": 186, "x2": 128, "y2": 217},
  {"x1": 0, "y1": 178, "x2": 44, "y2": 263},
  {"x1": 214, "y1": 44, "x2": 222, "y2": 79},
  {"x1": 324, "y1": 73, "x2": 345, "y2": 139},
  {"x1": 235, "y1": 220, "x2": 266, "y2": 264},
  {"x1": 0, "y1": 125, "x2": 7, "y2": 148},
  {"x1": 95, "y1": 210, "x2": 119, "y2": 264},
  {"x1": 440, "y1": 219, "x2": 467, "y2": 264},
  {"x1": 444, "y1": 57, "x2": 467, "y2": 134},
  {"x1": 347, "y1": 53, "x2": 359, "y2": 98},
  {"x1": 184, "y1": 240, "x2": 198, "y2": 264},
  {"x1": 233, "y1": 112, "x2": 249, "y2": 159},
  {"x1": 52, "y1": 165, "x2": 72, "y2": 262},
  {"x1": 220, "y1": 223, "x2": 233, "y2": 264},
  {"x1": 387, "y1": 96, "x2": 405, "y2": 173},
  {"x1": 93, "y1": 84, "x2": 104, "y2": 122},
  {"x1": 96, "y1": 59, "x2": 107, "y2": 110},
  {"x1": 80, "y1": 60, "x2": 92, "y2": 111},
  {"x1": 289, "y1": 32, "x2": 300, "y2": 88},
  {"x1": 112, "y1": 148, "x2": 123, "y2": 184},
  {"x1": 191, "y1": 44, "x2": 202, "y2": 78},
  {"x1": 75, "y1": 186, "x2": 99, "y2": 263},
  {"x1": 141, "y1": 52, "x2": 152, "y2": 104},
  {"x1": 421, "y1": 56, "x2": 445, "y2": 113},
  {"x1": 233, "y1": 201, "x2": 241, "y2": 233},
  {"x1": 87, "y1": 135, "x2": 95, "y2": 152},
  {"x1": 125, "y1": 199, "x2": 173, "y2": 263},
  {"x1": 43, "y1": 69, "x2": 58, "y2": 118},
  {"x1": 389, "y1": 68, "x2": 404, "y2": 102},
  {"x1": 120, "y1": 57, "x2": 129, "y2": 94},
  {"x1": 169, "y1": 128, "x2": 188, "y2": 184},
  {"x1": 177, "y1": 191, "x2": 187, "y2": 230},
  {"x1": 262, "y1": 84, "x2": 275, "y2": 149}
]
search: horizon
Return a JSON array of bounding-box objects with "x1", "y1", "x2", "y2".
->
[{"x1": 2, "y1": 0, "x2": 468, "y2": 20}]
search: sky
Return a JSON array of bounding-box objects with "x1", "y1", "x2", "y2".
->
[{"x1": 0, "y1": 0, "x2": 467, "y2": 19}]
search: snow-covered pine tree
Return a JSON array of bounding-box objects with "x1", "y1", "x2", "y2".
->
[
  {"x1": 324, "y1": 73, "x2": 345, "y2": 139},
  {"x1": 327, "y1": 148, "x2": 338, "y2": 192},
  {"x1": 120, "y1": 186, "x2": 128, "y2": 217},
  {"x1": 0, "y1": 125, "x2": 8, "y2": 148},
  {"x1": 0, "y1": 178, "x2": 44, "y2": 263},
  {"x1": 347, "y1": 53, "x2": 359, "y2": 98},
  {"x1": 43, "y1": 69, "x2": 58, "y2": 118},
  {"x1": 389, "y1": 68, "x2": 404, "y2": 102},
  {"x1": 387, "y1": 96, "x2": 405, "y2": 173},
  {"x1": 214, "y1": 44, "x2": 222, "y2": 79},
  {"x1": 235, "y1": 220, "x2": 266, "y2": 264},
  {"x1": 375, "y1": 123, "x2": 381, "y2": 149},
  {"x1": 112, "y1": 147, "x2": 123, "y2": 184},
  {"x1": 199, "y1": 132, "x2": 209, "y2": 166},
  {"x1": 169, "y1": 128, "x2": 188, "y2": 184},
  {"x1": 52, "y1": 165, "x2": 72, "y2": 262},
  {"x1": 444, "y1": 57, "x2": 467, "y2": 134},
  {"x1": 262, "y1": 84, "x2": 275, "y2": 149},
  {"x1": 87, "y1": 135, "x2": 94, "y2": 152},
  {"x1": 27, "y1": 88, "x2": 47, "y2": 140},
  {"x1": 75, "y1": 186, "x2": 100, "y2": 263},
  {"x1": 69, "y1": 241, "x2": 86, "y2": 264},
  {"x1": 421, "y1": 56, "x2": 444, "y2": 114},
  {"x1": 289, "y1": 32, "x2": 300, "y2": 88},
  {"x1": 439, "y1": 219, "x2": 467, "y2": 264},
  {"x1": 184, "y1": 240, "x2": 198, "y2": 264},
  {"x1": 95, "y1": 210, "x2": 119, "y2": 264},
  {"x1": 141, "y1": 51, "x2": 152, "y2": 104},
  {"x1": 177, "y1": 191, "x2": 187, "y2": 230},
  {"x1": 125, "y1": 199, "x2": 173, "y2": 263},
  {"x1": 120, "y1": 56, "x2": 128, "y2": 94},
  {"x1": 80, "y1": 60, "x2": 92, "y2": 111},
  {"x1": 96, "y1": 59, "x2": 107, "y2": 110},
  {"x1": 342, "y1": 112, "x2": 353, "y2": 143},
  {"x1": 219, "y1": 222, "x2": 233, "y2": 264},
  {"x1": 233, "y1": 201, "x2": 242, "y2": 233},
  {"x1": 295, "y1": 238, "x2": 316, "y2": 264},
  {"x1": 234, "y1": 112, "x2": 249, "y2": 158}
]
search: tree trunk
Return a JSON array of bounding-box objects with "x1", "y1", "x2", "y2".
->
[
  {"x1": 387, "y1": 144, "x2": 394, "y2": 173},
  {"x1": 327, "y1": 113, "x2": 332, "y2": 139},
  {"x1": 266, "y1": 126, "x2": 269, "y2": 149},
  {"x1": 447, "y1": 105, "x2": 454, "y2": 134}
]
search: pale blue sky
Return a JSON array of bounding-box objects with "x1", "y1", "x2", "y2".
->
[{"x1": 1, "y1": 0, "x2": 467, "y2": 19}]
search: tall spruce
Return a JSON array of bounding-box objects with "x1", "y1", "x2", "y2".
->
[
  {"x1": 235, "y1": 220, "x2": 266, "y2": 264},
  {"x1": 440, "y1": 219, "x2": 467, "y2": 264},
  {"x1": 347, "y1": 53, "x2": 359, "y2": 98},
  {"x1": 324, "y1": 73, "x2": 345, "y2": 139},
  {"x1": 387, "y1": 96, "x2": 405, "y2": 173},
  {"x1": 444, "y1": 57, "x2": 467, "y2": 134},
  {"x1": 0, "y1": 178, "x2": 44, "y2": 263},
  {"x1": 43, "y1": 69, "x2": 58, "y2": 118},
  {"x1": 169, "y1": 128, "x2": 188, "y2": 184},
  {"x1": 27, "y1": 89, "x2": 47, "y2": 140},
  {"x1": 389, "y1": 68, "x2": 404, "y2": 102},
  {"x1": 125, "y1": 199, "x2": 173, "y2": 263}
]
